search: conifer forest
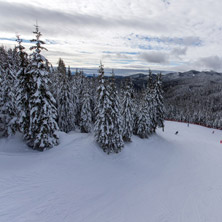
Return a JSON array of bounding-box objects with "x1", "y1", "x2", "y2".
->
[{"x1": 0, "y1": 26, "x2": 165, "y2": 152}]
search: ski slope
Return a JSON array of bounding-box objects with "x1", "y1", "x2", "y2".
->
[{"x1": 1, "y1": 121, "x2": 222, "y2": 222}]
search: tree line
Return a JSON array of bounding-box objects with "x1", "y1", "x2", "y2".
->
[
  {"x1": 164, "y1": 76, "x2": 222, "y2": 129},
  {"x1": 0, "y1": 26, "x2": 165, "y2": 153}
]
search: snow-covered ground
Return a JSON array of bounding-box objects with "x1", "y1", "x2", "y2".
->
[{"x1": 1, "y1": 121, "x2": 222, "y2": 222}]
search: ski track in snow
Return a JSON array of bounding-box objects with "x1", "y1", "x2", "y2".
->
[{"x1": 1, "y1": 121, "x2": 222, "y2": 222}]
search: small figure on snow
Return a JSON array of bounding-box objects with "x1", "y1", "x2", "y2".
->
[
  {"x1": 212, "y1": 131, "x2": 215, "y2": 134},
  {"x1": 175, "y1": 131, "x2": 178, "y2": 135}
]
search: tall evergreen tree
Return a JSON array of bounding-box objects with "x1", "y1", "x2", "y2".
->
[
  {"x1": 109, "y1": 70, "x2": 124, "y2": 150},
  {"x1": 94, "y1": 64, "x2": 123, "y2": 154},
  {"x1": 15, "y1": 35, "x2": 30, "y2": 138},
  {"x1": 121, "y1": 78, "x2": 134, "y2": 142},
  {"x1": 0, "y1": 47, "x2": 7, "y2": 129},
  {"x1": 50, "y1": 58, "x2": 66, "y2": 105},
  {"x1": 90, "y1": 74, "x2": 98, "y2": 123},
  {"x1": 145, "y1": 90, "x2": 156, "y2": 134},
  {"x1": 133, "y1": 90, "x2": 143, "y2": 135},
  {"x1": 0, "y1": 46, "x2": 7, "y2": 66},
  {"x1": 135, "y1": 90, "x2": 152, "y2": 138},
  {"x1": 57, "y1": 58, "x2": 66, "y2": 76},
  {"x1": 27, "y1": 25, "x2": 59, "y2": 150},
  {"x1": 146, "y1": 70, "x2": 156, "y2": 133},
  {"x1": 80, "y1": 82, "x2": 92, "y2": 133},
  {"x1": 148, "y1": 69, "x2": 153, "y2": 89},
  {"x1": 154, "y1": 73, "x2": 165, "y2": 130},
  {"x1": 57, "y1": 72, "x2": 75, "y2": 133},
  {"x1": 0, "y1": 49, "x2": 18, "y2": 136},
  {"x1": 0, "y1": 57, "x2": 5, "y2": 133},
  {"x1": 67, "y1": 66, "x2": 72, "y2": 80},
  {"x1": 73, "y1": 69, "x2": 85, "y2": 126}
]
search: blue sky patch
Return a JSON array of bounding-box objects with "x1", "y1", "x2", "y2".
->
[
  {"x1": 0, "y1": 37, "x2": 30, "y2": 43},
  {"x1": 102, "y1": 51, "x2": 139, "y2": 55},
  {"x1": 127, "y1": 34, "x2": 202, "y2": 47}
]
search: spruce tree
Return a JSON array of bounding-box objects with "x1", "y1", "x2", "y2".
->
[
  {"x1": 67, "y1": 66, "x2": 72, "y2": 80},
  {"x1": 27, "y1": 25, "x2": 59, "y2": 150},
  {"x1": 94, "y1": 64, "x2": 123, "y2": 154},
  {"x1": 57, "y1": 72, "x2": 75, "y2": 133},
  {"x1": 50, "y1": 58, "x2": 66, "y2": 105},
  {"x1": 121, "y1": 78, "x2": 134, "y2": 142},
  {"x1": 146, "y1": 70, "x2": 156, "y2": 133},
  {"x1": 15, "y1": 35, "x2": 30, "y2": 138},
  {"x1": 0, "y1": 46, "x2": 7, "y2": 66},
  {"x1": 0, "y1": 49, "x2": 18, "y2": 136},
  {"x1": 73, "y1": 69, "x2": 85, "y2": 126},
  {"x1": 57, "y1": 58, "x2": 66, "y2": 75},
  {"x1": 135, "y1": 90, "x2": 152, "y2": 138},
  {"x1": 109, "y1": 70, "x2": 124, "y2": 150},
  {"x1": 0, "y1": 47, "x2": 8, "y2": 133},
  {"x1": 133, "y1": 90, "x2": 140, "y2": 135},
  {"x1": 145, "y1": 90, "x2": 156, "y2": 134},
  {"x1": 80, "y1": 83, "x2": 92, "y2": 133},
  {"x1": 154, "y1": 73, "x2": 165, "y2": 130},
  {"x1": 90, "y1": 74, "x2": 98, "y2": 123},
  {"x1": 0, "y1": 62, "x2": 5, "y2": 132}
]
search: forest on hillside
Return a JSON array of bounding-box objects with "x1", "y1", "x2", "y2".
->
[
  {"x1": 0, "y1": 26, "x2": 164, "y2": 153},
  {"x1": 163, "y1": 71, "x2": 222, "y2": 129},
  {"x1": 117, "y1": 71, "x2": 222, "y2": 130}
]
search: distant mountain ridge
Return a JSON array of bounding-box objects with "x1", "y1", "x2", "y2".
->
[
  {"x1": 117, "y1": 70, "x2": 222, "y2": 129},
  {"x1": 71, "y1": 68, "x2": 173, "y2": 77},
  {"x1": 128, "y1": 70, "x2": 222, "y2": 81},
  {"x1": 117, "y1": 70, "x2": 222, "y2": 89}
]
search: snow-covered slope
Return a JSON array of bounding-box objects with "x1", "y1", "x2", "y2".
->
[{"x1": 1, "y1": 121, "x2": 222, "y2": 222}]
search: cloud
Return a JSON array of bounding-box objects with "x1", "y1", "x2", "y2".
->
[
  {"x1": 181, "y1": 36, "x2": 201, "y2": 46},
  {"x1": 0, "y1": 1, "x2": 166, "y2": 38},
  {"x1": 195, "y1": 56, "x2": 222, "y2": 71},
  {"x1": 140, "y1": 52, "x2": 169, "y2": 64},
  {"x1": 171, "y1": 47, "x2": 187, "y2": 56},
  {"x1": 160, "y1": 36, "x2": 201, "y2": 47},
  {"x1": 1, "y1": 0, "x2": 222, "y2": 71},
  {"x1": 127, "y1": 34, "x2": 202, "y2": 47}
]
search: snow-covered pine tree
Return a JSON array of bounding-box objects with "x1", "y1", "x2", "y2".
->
[
  {"x1": 8, "y1": 47, "x2": 20, "y2": 74},
  {"x1": 146, "y1": 70, "x2": 156, "y2": 134},
  {"x1": 57, "y1": 58, "x2": 66, "y2": 75},
  {"x1": 145, "y1": 91, "x2": 156, "y2": 134},
  {"x1": 57, "y1": 70, "x2": 75, "y2": 133},
  {"x1": 0, "y1": 48, "x2": 18, "y2": 136},
  {"x1": 0, "y1": 46, "x2": 7, "y2": 64},
  {"x1": 94, "y1": 63, "x2": 109, "y2": 151},
  {"x1": 15, "y1": 35, "x2": 31, "y2": 139},
  {"x1": 27, "y1": 24, "x2": 59, "y2": 150},
  {"x1": 73, "y1": 69, "x2": 85, "y2": 126},
  {"x1": 0, "y1": 59, "x2": 5, "y2": 132},
  {"x1": 133, "y1": 88, "x2": 142, "y2": 135},
  {"x1": 136, "y1": 100, "x2": 152, "y2": 138},
  {"x1": 109, "y1": 70, "x2": 124, "y2": 150},
  {"x1": 148, "y1": 69, "x2": 153, "y2": 89},
  {"x1": 49, "y1": 58, "x2": 66, "y2": 106},
  {"x1": 53, "y1": 59, "x2": 77, "y2": 133},
  {"x1": 121, "y1": 78, "x2": 134, "y2": 142},
  {"x1": 80, "y1": 81, "x2": 92, "y2": 133},
  {"x1": 133, "y1": 103, "x2": 139, "y2": 135},
  {"x1": 67, "y1": 66, "x2": 72, "y2": 80},
  {"x1": 94, "y1": 64, "x2": 123, "y2": 154},
  {"x1": 154, "y1": 73, "x2": 165, "y2": 130},
  {"x1": 90, "y1": 74, "x2": 98, "y2": 123}
]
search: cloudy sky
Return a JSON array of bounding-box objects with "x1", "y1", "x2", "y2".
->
[{"x1": 1, "y1": 0, "x2": 222, "y2": 72}]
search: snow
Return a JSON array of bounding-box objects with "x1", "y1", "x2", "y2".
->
[{"x1": 1, "y1": 121, "x2": 222, "y2": 222}]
